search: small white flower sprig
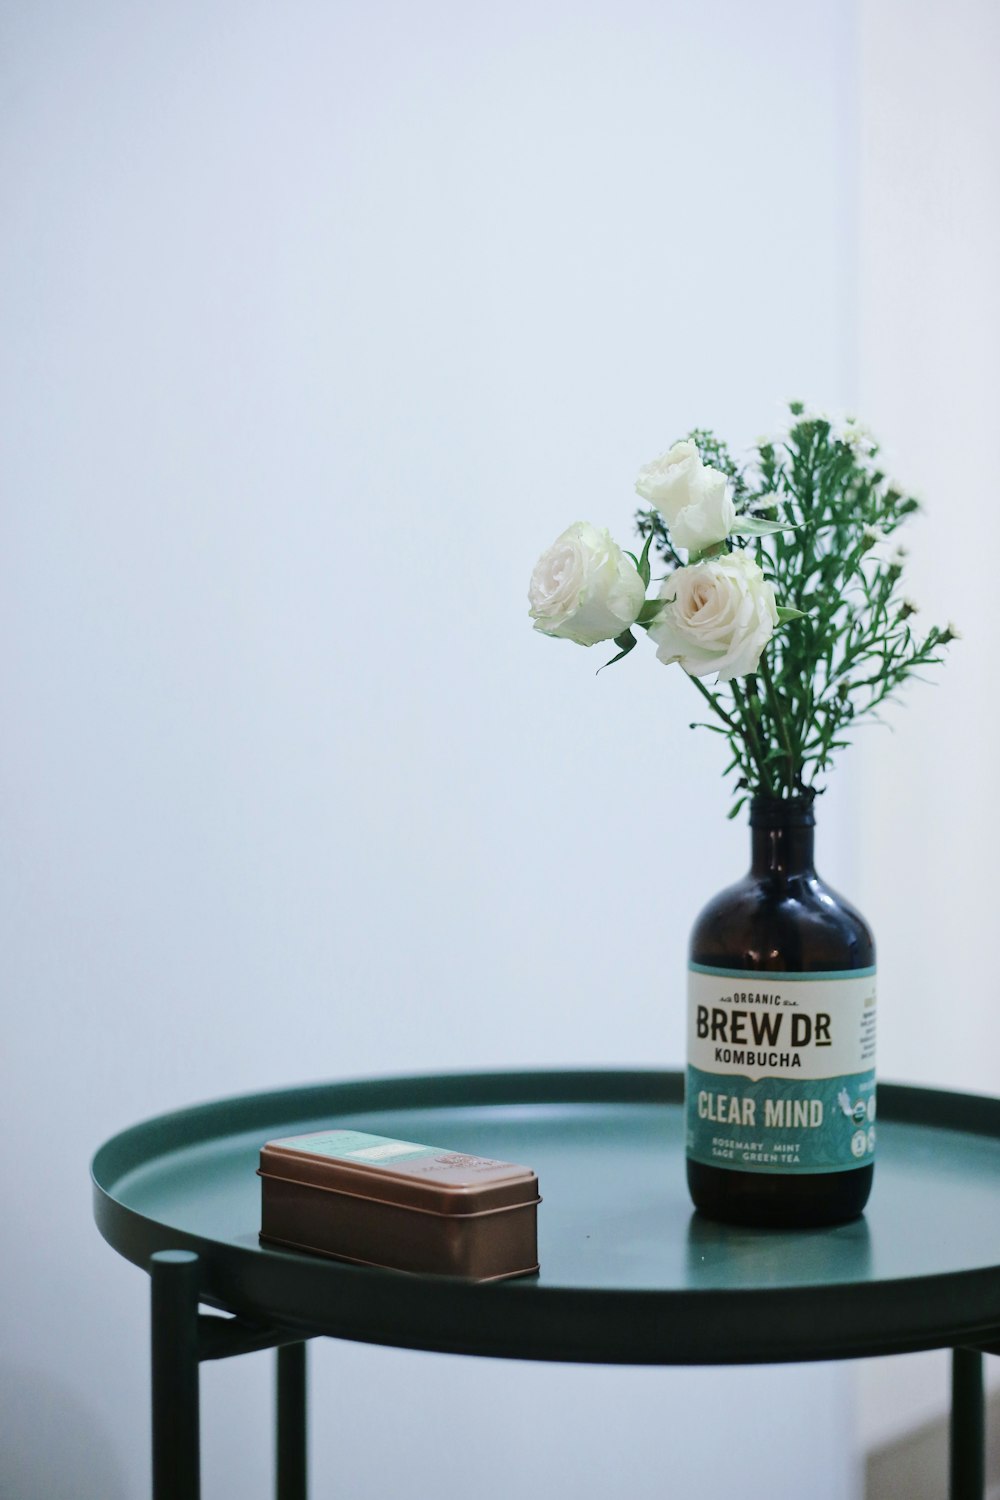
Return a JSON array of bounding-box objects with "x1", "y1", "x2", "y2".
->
[{"x1": 528, "y1": 403, "x2": 957, "y2": 814}]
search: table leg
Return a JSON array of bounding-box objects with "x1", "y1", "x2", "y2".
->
[
  {"x1": 950, "y1": 1347, "x2": 984, "y2": 1500},
  {"x1": 150, "y1": 1250, "x2": 201, "y2": 1500},
  {"x1": 276, "y1": 1341, "x2": 308, "y2": 1500}
]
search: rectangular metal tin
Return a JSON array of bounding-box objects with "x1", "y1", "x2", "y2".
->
[{"x1": 258, "y1": 1128, "x2": 540, "y2": 1281}]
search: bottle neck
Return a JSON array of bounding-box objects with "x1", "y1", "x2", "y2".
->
[{"x1": 749, "y1": 796, "x2": 816, "y2": 878}]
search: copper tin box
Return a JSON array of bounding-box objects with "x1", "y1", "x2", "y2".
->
[{"x1": 259, "y1": 1128, "x2": 540, "y2": 1281}]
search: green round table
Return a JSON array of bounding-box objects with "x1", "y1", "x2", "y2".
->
[{"x1": 91, "y1": 1069, "x2": 1000, "y2": 1500}]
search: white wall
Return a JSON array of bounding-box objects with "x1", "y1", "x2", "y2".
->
[
  {"x1": 854, "y1": 0, "x2": 1000, "y2": 1456},
  {"x1": 1, "y1": 3, "x2": 862, "y2": 1497}
]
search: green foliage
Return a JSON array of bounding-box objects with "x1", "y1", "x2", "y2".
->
[
  {"x1": 636, "y1": 528, "x2": 654, "y2": 588},
  {"x1": 598, "y1": 629, "x2": 638, "y2": 672},
  {"x1": 730, "y1": 516, "x2": 798, "y2": 538},
  {"x1": 637, "y1": 408, "x2": 955, "y2": 802},
  {"x1": 635, "y1": 507, "x2": 682, "y2": 570}
]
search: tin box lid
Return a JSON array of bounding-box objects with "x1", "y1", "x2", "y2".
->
[{"x1": 258, "y1": 1128, "x2": 539, "y2": 1217}]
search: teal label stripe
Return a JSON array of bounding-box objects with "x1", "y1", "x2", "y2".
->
[
  {"x1": 689, "y1": 963, "x2": 876, "y2": 981},
  {"x1": 686, "y1": 1065, "x2": 877, "y2": 1175}
]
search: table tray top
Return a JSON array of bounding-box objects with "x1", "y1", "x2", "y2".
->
[{"x1": 92, "y1": 1069, "x2": 1000, "y2": 1365}]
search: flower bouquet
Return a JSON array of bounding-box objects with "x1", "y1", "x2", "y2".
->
[{"x1": 528, "y1": 405, "x2": 955, "y2": 1226}]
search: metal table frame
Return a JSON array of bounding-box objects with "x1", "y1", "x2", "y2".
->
[
  {"x1": 148, "y1": 1257, "x2": 998, "y2": 1500},
  {"x1": 91, "y1": 1071, "x2": 1000, "y2": 1500}
]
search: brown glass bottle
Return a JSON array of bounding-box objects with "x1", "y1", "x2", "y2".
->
[{"x1": 686, "y1": 795, "x2": 875, "y2": 1228}]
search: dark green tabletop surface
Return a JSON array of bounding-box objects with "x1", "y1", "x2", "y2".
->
[{"x1": 92, "y1": 1070, "x2": 1000, "y2": 1365}]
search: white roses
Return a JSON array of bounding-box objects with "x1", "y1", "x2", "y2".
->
[
  {"x1": 635, "y1": 440, "x2": 735, "y2": 554},
  {"x1": 528, "y1": 436, "x2": 778, "y2": 677},
  {"x1": 528, "y1": 522, "x2": 645, "y2": 646},
  {"x1": 647, "y1": 551, "x2": 778, "y2": 680},
  {"x1": 527, "y1": 408, "x2": 955, "y2": 805}
]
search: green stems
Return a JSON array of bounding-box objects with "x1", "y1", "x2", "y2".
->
[
  {"x1": 687, "y1": 673, "x2": 740, "y2": 737},
  {"x1": 692, "y1": 669, "x2": 761, "y2": 786},
  {"x1": 758, "y1": 653, "x2": 798, "y2": 795},
  {"x1": 730, "y1": 679, "x2": 773, "y2": 795}
]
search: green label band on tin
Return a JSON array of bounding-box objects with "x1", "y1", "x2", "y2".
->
[
  {"x1": 685, "y1": 966, "x2": 877, "y2": 1175},
  {"x1": 270, "y1": 1129, "x2": 441, "y2": 1167}
]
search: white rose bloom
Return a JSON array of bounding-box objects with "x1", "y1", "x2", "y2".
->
[
  {"x1": 634, "y1": 440, "x2": 736, "y2": 553},
  {"x1": 528, "y1": 522, "x2": 645, "y2": 646},
  {"x1": 648, "y1": 550, "x2": 778, "y2": 681}
]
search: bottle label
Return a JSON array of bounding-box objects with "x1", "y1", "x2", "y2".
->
[{"x1": 685, "y1": 964, "x2": 877, "y2": 1174}]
